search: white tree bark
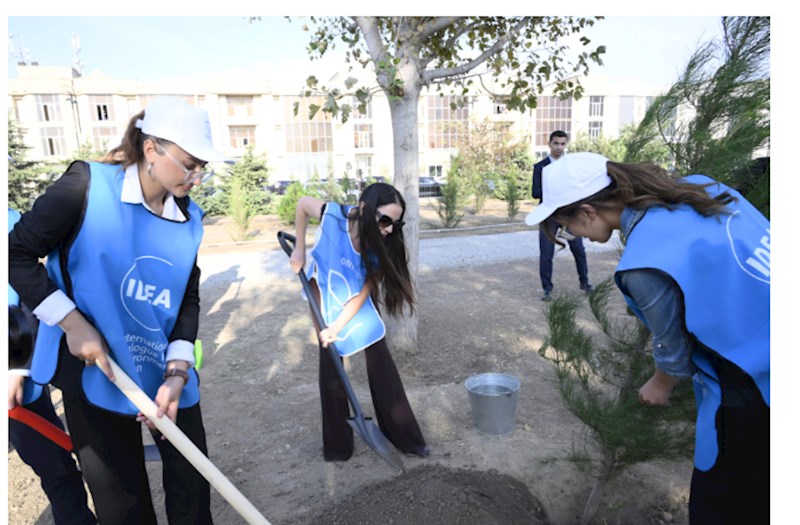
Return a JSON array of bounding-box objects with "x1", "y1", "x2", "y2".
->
[{"x1": 385, "y1": 76, "x2": 422, "y2": 352}]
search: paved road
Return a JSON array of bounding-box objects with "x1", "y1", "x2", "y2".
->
[{"x1": 197, "y1": 230, "x2": 621, "y2": 285}]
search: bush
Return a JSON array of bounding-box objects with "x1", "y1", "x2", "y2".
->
[
  {"x1": 500, "y1": 165, "x2": 525, "y2": 220},
  {"x1": 436, "y1": 164, "x2": 466, "y2": 228},
  {"x1": 277, "y1": 181, "x2": 310, "y2": 225},
  {"x1": 227, "y1": 177, "x2": 258, "y2": 241}
]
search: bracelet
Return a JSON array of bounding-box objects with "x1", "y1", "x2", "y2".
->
[{"x1": 163, "y1": 368, "x2": 189, "y2": 385}]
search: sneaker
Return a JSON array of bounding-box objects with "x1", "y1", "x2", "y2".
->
[
  {"x1": 541, "y1": 291, "x2": 553, "y2": 302},
  {"x1": 582, "y1": 284, "x2": 594, "y2": 295}
]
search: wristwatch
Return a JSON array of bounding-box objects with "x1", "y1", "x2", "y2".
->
[{"x1": 163, "y1": 368, "x2": 189, "y2": 385}]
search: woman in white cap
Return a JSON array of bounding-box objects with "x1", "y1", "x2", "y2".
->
[
  {"x1": 9, "y1": 96, "x2": 231, "y2": 524},
  {"x1": 525, "y1": 152, "x2": 769, "y2": 524}
]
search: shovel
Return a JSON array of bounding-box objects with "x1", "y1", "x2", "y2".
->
[
  {"x1": 8, "y1": 404, "x2": 161, "y2": 462},
  {"x1": 104, "y1": 357, "x2": 271, "y2": 525},
  {"x1": 277, "y1": 231, "x2": 404, "y2": 473}
]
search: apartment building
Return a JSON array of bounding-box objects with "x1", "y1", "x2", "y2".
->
[{"x1": 7, "y1": 64, "x2": 661, "y2": 183}]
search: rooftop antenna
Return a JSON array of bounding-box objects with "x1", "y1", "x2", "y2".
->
[
  {"x1": 8, "y1": 33, "x2": 32, "y2": 65},
  {"x1": 71, "y1": 32, "x2": 84, "y2": 75}
]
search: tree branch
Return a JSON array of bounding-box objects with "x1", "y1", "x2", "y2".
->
[
  {"x1": 413, "y1": 16, "x2": 465, "y2": 43},
  {"x1": 422, "y1": 17, "x2": 531, "y2": 83},
  {"x1": 353, "y1": 16, "x2": 391, "y2": 64}
]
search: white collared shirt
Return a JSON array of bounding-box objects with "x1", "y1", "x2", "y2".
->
[{"x1": 122, "y1": 164, "x2": 186, "y2": 222}]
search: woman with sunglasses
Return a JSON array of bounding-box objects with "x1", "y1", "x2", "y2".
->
[
  {"x1": 9, "y1": 96, "x2": 231, "y2": 524},
  {"x1": 290, "y1": 183, "x2": 429, "y2": 461},
  {"x1": 525, "y1": 152, "x2": 769, "y2": 524}
]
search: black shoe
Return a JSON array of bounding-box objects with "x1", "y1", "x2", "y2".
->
[
  {"x1": 582, "y1": 284, "x2": 594, "y2": 295},
  {"x1": 408, "y1": 445, "x2": 430, "y2": 458},
  {"x1": 324, "y1": 451, "x2": 353, "y2": 462},
  {"x1": 541, "y1": 291, "x2": 553, "y2": 302}
]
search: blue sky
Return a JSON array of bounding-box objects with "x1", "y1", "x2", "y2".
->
[{"x1": 8, "y1": 16, "x2": 724, "y2": 90}]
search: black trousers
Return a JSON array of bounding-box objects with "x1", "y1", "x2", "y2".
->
[
  {"x1": 308, "y1": 278, "x2": 426, "y2": 460},
  {"x1": 689, "y1": 354, "x2": 770, "y2": 524},
  {"x1": 62, "y1": 393, "x2": 212, "y2": 525},
  {"x1": 10, "y1": 388, "x2": 97, "y2": 525},
  {"x1": 318, "y1": 337, "x2": 427, "y2": 460},
  {"x1": 538, "y1": 223, "x2": 589, "y2": 293}
]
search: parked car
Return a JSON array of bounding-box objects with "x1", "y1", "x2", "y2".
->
[
  {"x1": 266, "y1": 180, "x2": 292, "y2": 195},
  {"x1": 419, "y1": 176, "x2": 442, "y2": 198}
]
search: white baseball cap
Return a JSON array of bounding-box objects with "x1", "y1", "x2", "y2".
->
[
  {"x1": 525, "y1": 152, "x2": 612, "y2": 226},
  {"x1": 136, "y1": 96, "x2": 233, "y2": 164}
]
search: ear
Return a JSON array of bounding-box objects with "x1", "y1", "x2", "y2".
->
[
  {"x1": 142, "y1": 138, "x2": 159, "y2": 163},
  {"x1": 577, "y1": 204, "x2": 598, "y2": 220}
]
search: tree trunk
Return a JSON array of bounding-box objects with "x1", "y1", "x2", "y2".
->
[{"x1": 384, "y1": 79, "x2": 422, "y2": 353}]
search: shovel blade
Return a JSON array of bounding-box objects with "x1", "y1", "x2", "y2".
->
[{"x1": 347, "y1": 417, "x2": 405, "y2": 472}]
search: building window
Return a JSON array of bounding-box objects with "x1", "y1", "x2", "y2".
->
[
  {"x1": 284, "y1": 96, "x2": 333, "y2": 180},
  {"x1": 589, "y1": 96, "x2": 604, "y2": 118},
  {"x1": 89, "y1": 95, "x2": 114, "y2": 122},
  {"x1": 229, "y1": 126, "x2": 256, "y2": 149},
  {"x1": 493, "y1": 97, "x2": 511, "y2": 115},
  {"x1": 139, "y1": 95, "x2": 197, "y2": 110},
  {"x1": 91, "y1": 126, "x2": 118, "y2": 152},
  {"x1": 588, "y1": 121, "x2": 603, "y2": 140},
  {"x1": 355, "y1": 155, "x2": 372, "y2": 181},
  {"x1": 354, "y1": 124, "x2": 373, "y2": 149},
  {"x1": 35, "y1": 94, "x2": 62, "y2": 122},
  {"x1": 427, "y1": 95, "x2": 469, "y2": 149},
  {"x1": 429, "y1": 165, "x2": 443, "y2": 178},
  {"x1": 227, "y1": 96, "x2": 254, "y2": 118},
  {"x1": 535, "y1": 96, "x2": 572, "y2": 146},
  {"x1": 40, "y1": 126, "x2": 66, "y2": 156},
  {"x1": 284, "y1": 97, "x2": 333, "y2": 153}
]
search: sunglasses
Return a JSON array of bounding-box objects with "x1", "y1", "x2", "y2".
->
[
  {"x1": 555, "y1": 225, "x2": 576, "y2": 241},
  {"x1": 376, "y1": 214, "x2": 405, "y2": 230},
  {"x1": 157, "y1": 144, "x2": 214, "y2": 185}
]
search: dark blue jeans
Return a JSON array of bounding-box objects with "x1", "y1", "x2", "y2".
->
[
  {"x1": 10, "y1": 388, "x2": 97, "y2": 525},
  {"x1": 538, "y1": 224, "x2": 590, "y2": 293}
]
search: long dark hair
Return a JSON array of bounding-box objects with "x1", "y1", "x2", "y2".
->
[
  {"x1": 544, "y1": 161, "x2": 738, "y2": 244},
  {"x1": 347, "y1": 182, "x2": 414, "y2": 317}
]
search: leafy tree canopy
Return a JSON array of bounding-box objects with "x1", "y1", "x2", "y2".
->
[{"x1": 292, "y1": 16, "x2": 606, "y2": 121}]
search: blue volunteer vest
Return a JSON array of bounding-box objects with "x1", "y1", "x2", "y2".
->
[
  {"x1": 615, "y1": 175, "x2": 770, "y2": 471},
  {"x1": 307, "y1": 203, "x2": 385, "y2": 356},
  {"x1": 8, "y1": 208, "x2": 44, "y2": 405},
  {"x1": 30, "y1": 162, "x2": 204, "y2": 415}
]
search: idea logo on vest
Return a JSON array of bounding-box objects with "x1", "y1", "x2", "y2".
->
[{"x1": 120, "y1": 255, "x2": 177, "y2": 331}]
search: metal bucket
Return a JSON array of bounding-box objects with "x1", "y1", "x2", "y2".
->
[{"x1": 464, "y1": 373, "x2": 520, "y2": 435}]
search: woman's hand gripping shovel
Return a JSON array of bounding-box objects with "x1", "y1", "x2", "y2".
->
[{"x1": 278, "y1": 231, "x2": 405, "y2": 473}]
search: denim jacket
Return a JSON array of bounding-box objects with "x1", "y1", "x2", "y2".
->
[{"x1": 616, "y1": 207, "x2": 694, "y2": 378}]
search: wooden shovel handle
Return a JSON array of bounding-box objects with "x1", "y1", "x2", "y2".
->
[{"x1": 106, "y1": 358, "x2": 271, "y2": 525}]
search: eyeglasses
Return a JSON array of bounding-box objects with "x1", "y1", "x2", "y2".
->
[
  {"x1": 376, "y1": 214, "x2": 404, "y2": 231},
  {"x1": 555, "y1": 225, "x2": 576, "y2": 241},
  {"x1": 157, "y1": 145, "x2": 214, "y2": 184}
]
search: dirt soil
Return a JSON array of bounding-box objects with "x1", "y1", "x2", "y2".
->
[{"x1": 8, "y1": 199, "x2": 693, "y2": 525}]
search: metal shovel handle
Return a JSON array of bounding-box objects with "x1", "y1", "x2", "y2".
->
[
  {"x1": 277, "y1": 231, "x2": 368, "y2": 420},
  {"x1": 278, "y1": 231, "x2": 404, "y2": 472}
]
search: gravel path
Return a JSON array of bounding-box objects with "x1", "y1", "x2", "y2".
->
[{"x1": 197, "y1": 230, "x2": 622, "y2": 284}]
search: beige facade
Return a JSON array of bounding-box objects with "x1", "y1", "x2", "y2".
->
[{"x1": 8, "y1": 65, "x2": 662, "y2": 183}]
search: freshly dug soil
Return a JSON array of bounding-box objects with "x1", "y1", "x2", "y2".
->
[{"x1": 286, "y1": 464, "x2": 549, "y2": 525}]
